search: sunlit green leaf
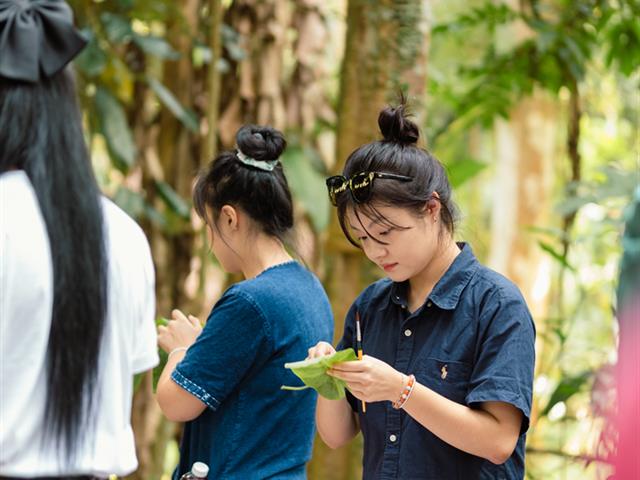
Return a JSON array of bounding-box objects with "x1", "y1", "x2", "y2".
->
[
  {"x1": 100, "y1": 12, "x2": 132, "y2": 43},
  {"x1": 147, "y1": 77, "x2": 199, "y2": 132},
  {"x1": 281, "y1": 146, "x2": 330, "y2": 232},
  {"x1": 74, "y1": 29, "x2": 107, "y2": 77},
  {"x1": 446, "y1": 158, "x2": 487, "y2": 188},
  {"x1": 133, "y1": 34, "x2": 180, "y2": 60},
  {"x1": 134, "y1": 317, "x2": 171, "y2": 394},
  {"x1": 538, "y1": 241, "x2": 575, "y2": 272},
  {"x1": 541, "y1": 372, "x2": 592, "y2": 416},
  {"x1": 155, "y1": 180, "x2": 191, "y2": 220},
  {"x1": 282, "y1": 348, "x2": 358, "y2": 400},
  {"x1": 95, "y1": 87, "x2": 136, "y2": 171}
]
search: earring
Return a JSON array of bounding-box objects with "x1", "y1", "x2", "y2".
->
[{"x1": 433, "y1": 217, "x2": 438, "y2": 223}]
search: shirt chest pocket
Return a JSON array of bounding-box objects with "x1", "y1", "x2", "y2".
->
[{"x1": 415, "y1": 358, "x2": 472, "y2": 405}]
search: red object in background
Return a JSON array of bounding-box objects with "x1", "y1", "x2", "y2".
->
[{"x1": 613, "y1": 297, "x2": 640, "y2": 479}]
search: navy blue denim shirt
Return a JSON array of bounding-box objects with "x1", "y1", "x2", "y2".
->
[
  {"x1": 172, "y1": 261, "x2": 333, "y2": 479},
  {"x1": 337, "y1": 244, "x2": 536, "y2": 480}
]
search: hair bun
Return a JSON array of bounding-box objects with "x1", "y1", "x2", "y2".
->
[
  {"x1": 378, "y1": 104, "x2": 419, "y2": 145},
  {"x1": 236, "y1": 125, "x2": 286, "y2": 160}
]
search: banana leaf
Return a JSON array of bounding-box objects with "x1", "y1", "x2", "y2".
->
[{"x1": 281, "y1": 348, "x2": 358, "y2": 400}]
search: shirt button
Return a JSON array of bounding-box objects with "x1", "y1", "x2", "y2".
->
[
  {"x1": 404, "y1": 329, "x2": 412, "y2": 337},
  {"x1": 389, "y1": 434, "x2": 397, "y2": 442},
  {"x1": 427, "y1": 301, "x2": 432, "y2": 307}
]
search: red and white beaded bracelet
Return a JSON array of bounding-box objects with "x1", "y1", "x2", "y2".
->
[{"x1": 392, "y1": 374, "x2": 416, "y2": 410}]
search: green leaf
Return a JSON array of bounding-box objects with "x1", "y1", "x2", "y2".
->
[
  {"x1": 95, "y1": 87, "x2": 136, "y2": 171},
  {"x1": 152, "y1": 317, "x2": 171, "y2": 392},
  {"x1": 280, "y1": 146, "x2": 330, "y2": 232},
  {"x1": 282, "y1": 348, "x2": 358, "y2": 400},
  {"x1": 134, "y1": 317, "x2": 170, "y2": 394},
  {"x1": 154, "y1": 180, "x2": 191, "y2": 220},
  {"x1": 555, "y1": 194, "x2": 597, "y2": 217},
  {"x1": 147, "y1": 77, "x2": 199, "y2": 132},
  {"x1": 74, "y1": 29, "x2": 107, "y2": 77},
  {"x1": 446, "y1": 158, "x2": 487, "y2": 188},
  {"x1": 133, "y1": 34, "x2": 180, "y2": 60},
  {"x1": 541, "y1": 371, "x2": 592, "y2": 416},
  {"x1": 100, "y1": 12, "x2": 132, "y2": 44},
  {"x1": 538, "y1": 241, "x2": 575, "y2": 272},
  {"x1": 112, "y1": 186, "x2": 168, "y2": 229}
]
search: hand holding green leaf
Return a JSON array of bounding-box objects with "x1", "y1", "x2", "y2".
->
[{"x1": 281, "y1": 348, "x2": 358, "y2": 400}]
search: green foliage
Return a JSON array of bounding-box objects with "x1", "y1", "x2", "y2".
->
[
  {"x1": 282, "y1": 348, "x2": 358, "y2": 399},
  {"x1": 73, "y1": 5, "x2": 197, "y2": 175},
  {"x1": 95, "y1": 87, "x2": 137, "y2": 171},
  {"x1": 538, "y1": 240, "x2": 576, "y2": 272},
  {"x1": 446, "y1": 158, "x2": 488, "y2": 188},
  {"x1": 281, "y1": 146, "x2": 331, "y2": 232},
  {"x1": 541, "y1": 371, "x2": 593, "y2": 416},
  {"x1": 155, "y1": 180, "x2": 191, "y2": 221},
  {"x1": 147, "y1": 77, "x2": 199, "y2": 132},
  {"x1": 430, "y1": 0, "x2": 640, "y2": 142},
  {"x1": 133, "y1": 317, "x2": 170, "y2": 394},
  {"x1": 112, "y1": 186, "x2": 168, "y2": 229}
]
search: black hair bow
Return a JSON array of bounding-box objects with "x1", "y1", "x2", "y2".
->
[{"x1": 0, "y1": 0, "x2": 87, "y2": 83}]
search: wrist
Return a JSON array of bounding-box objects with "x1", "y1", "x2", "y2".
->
[
  {"x1": 392, "y1": 373, "x2": 416, "y2": 410},
  {"x1": 387, "y1": 371, "x2": 406, "y2": 402},
  {"x1": 168, "y1": 346, "x2": 188, "y2": 357}
]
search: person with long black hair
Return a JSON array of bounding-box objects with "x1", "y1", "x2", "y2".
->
[{"x1": 0, "y1": 1, "x2": 158, "y2": 477}]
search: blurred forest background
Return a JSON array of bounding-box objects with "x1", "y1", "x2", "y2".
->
[{"x1": 66, "y1": 0, "x2": 638, "y2": 478}]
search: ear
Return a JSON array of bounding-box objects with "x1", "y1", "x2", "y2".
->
[
  {"x1": 422, "y1": 192, "x2": 441, "y2": 221},
  {"x1": 220, "y1": 205, "x2": 239, "y2": 231}
]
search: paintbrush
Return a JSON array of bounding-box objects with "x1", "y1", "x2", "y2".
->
[{"x1": 356, "y1": 311, "x2": 366, "y2": 413}]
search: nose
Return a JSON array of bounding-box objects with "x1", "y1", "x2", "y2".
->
[{"x1": 364, "y1": 240, "x2": 387, "y2": 263}]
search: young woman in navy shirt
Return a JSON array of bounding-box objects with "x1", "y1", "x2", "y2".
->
[
  {"x1": 156, "y1": 125, "x2": 333, "y2": 479},
  {"x1": 308, "y1": 103, "x2": 535, "y2": 479}
]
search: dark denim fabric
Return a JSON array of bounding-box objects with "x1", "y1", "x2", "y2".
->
[
  {"x1": 337, "y1": 244, "x2": 536, "y2": 480},
  {"x1": 172, "y1": 261, "x2": 333, "y2": 479}
]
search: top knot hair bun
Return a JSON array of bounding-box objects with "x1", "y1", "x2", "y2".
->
[
  {"x1": 377, "y1": 103, "x2": 419, "y2": 145},
  {"x1": 236, "y1": 125, "x2": 286, "y2": 161}
]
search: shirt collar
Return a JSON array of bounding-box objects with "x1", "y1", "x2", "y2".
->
[{"x1": 390, "y1": 242, "x2": 479, "y2": 311}]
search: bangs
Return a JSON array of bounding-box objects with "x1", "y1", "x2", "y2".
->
[{"x1": 340, "y1": 202, "x2": 412, "y2": 248}]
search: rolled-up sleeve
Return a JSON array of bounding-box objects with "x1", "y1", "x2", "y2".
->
[
  {"x1": 465, "y1": 287, "x2": 536, "y2": 434},
  {"x1": 172, "y1": 287, "x2": 272, "y2": 411}
]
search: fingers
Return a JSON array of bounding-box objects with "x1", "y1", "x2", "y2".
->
[
  {"x1": 331, "y1": 360, "x2": 367, "y2": 372},
  {"x1": 328, "y1": 370, "x2": 367, "y2": 385},
  {"x1": 171, "y1": 309, "x2": 189, "y2": 323},
  {"x1": 169, "y1": 309, "x2": 201, "y2": 329},
  {"x1": 307, "y1": 341, "x2": 336, "y2": 359},
  {"x1": 188, "y1": 314, "x2": 201, "y2": 328}
]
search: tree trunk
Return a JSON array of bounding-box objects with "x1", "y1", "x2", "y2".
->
[
  {"x1": 489, "y1": 93, "x2": 557, "y2": 321},
  {"x1": 310, "y1": 2, "x2": 431, "y2": 479},
  {"x1": 218, "y1": 0, "x2": 291, "y2": 147},
  {"x1": 487, "y1": 0, "x2": 559, "y2": 437},
  {"x1": 128, "y1": 1, "x2": 204, "y2": 478}
]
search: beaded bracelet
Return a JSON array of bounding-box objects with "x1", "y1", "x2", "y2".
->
[{"x1": 392, "y1": 374, "x2": 416, "y2": 410}]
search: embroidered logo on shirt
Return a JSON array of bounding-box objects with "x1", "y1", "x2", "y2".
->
[{"x1": 441, "y1": 365, "x2": 448, "y2": 380}]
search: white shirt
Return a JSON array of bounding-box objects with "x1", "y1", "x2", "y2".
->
[{"x1": 0, "y1": 171, "x2": 159, "y2": 477}]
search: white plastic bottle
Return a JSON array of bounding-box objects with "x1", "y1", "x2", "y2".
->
[{"x1": 179, "y1": 461, "x2": 209, "y2": 479}]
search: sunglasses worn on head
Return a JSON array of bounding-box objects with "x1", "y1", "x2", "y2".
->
[{"x1": 326, "y1": 171, "x2": 413, "y2": 206}]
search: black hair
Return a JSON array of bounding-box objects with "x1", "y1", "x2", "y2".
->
[
  {"x1": 0, "y1": 68, "x2": 107, "y2": 458},
  {"x1": 336, "y1": 102, "x2": 459, "y2": 247},
  {"x1": 193, "y1": 125, "x2": 294, "y2": 245}
]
